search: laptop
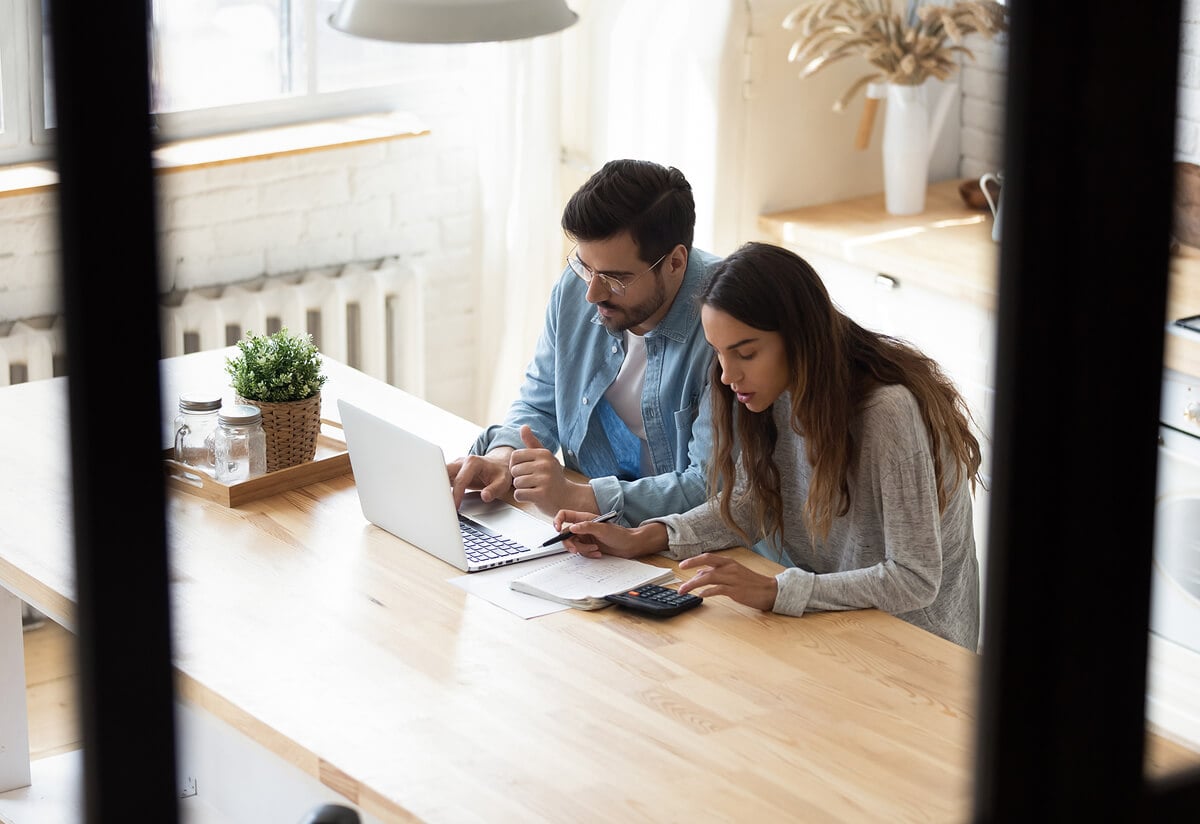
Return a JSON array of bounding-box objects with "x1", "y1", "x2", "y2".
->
[{"x1": 337, "y1": 398, "x2": 564, "y2": 572}]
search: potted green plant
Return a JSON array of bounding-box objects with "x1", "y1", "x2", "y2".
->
[{"x1": 225, "y1": 328, "x2": 328, "y2": 473}]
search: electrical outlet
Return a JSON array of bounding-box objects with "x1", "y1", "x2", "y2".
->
[{"x1": 179, "y1": 776, "x2": 197, "y2": 799}]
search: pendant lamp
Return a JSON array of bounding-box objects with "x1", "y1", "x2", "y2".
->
[{"x1": 329, "y1": 0, "x2": 578, "y2": 43}]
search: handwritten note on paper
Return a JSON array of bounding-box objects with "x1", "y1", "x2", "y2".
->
[{"x1": 509, "y1": 554, "x2": 676, "y2": 609}]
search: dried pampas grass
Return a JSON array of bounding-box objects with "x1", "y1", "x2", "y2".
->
[{"x1": 783, "y1": 0, "x2": 1007, "y2": 111}]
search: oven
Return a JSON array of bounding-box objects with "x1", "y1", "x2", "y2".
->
[{"x1": 1147, "y1": 366, "x2": 1200, "y2": 749}]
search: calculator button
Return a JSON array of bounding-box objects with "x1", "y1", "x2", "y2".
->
[{"x1": 603, "y1": 584, "x2": 702, "y2": 616}]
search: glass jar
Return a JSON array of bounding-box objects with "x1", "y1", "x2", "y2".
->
[
  {"x1": 214, "y1": 404, "x2": 267, "y2": 483},
  {"x1": 173, "y1": 392, "x2": 222, "y2": 473}
]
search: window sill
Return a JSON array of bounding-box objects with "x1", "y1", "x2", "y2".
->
[{"x1": 0, "y1": 111, "x2": 429, "y2": 199}]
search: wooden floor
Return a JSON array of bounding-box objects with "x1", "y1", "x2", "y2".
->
[{"x1": 21, "y1": 617, "x2": 1200, "y2": 775}]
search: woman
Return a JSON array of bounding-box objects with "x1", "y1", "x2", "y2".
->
[{"x1": 556, "y1": 242, "x2": 983, "y2": 649}]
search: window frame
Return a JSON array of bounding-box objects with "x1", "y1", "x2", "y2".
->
[
  {"x1": 1, "y1": 0, "x2": 420, "y2": 166},
  {"x1": 0, "y1": 0, "x2": 39, "y2": 159}
]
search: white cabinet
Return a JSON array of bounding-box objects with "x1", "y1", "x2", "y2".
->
[{"x1": 802, "y1": 250, "x2": 996, "y2": 466}]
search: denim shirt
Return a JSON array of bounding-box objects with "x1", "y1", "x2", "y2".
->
[{"x1": 470, "y1": 247, "x2": 722, "y2": 525}]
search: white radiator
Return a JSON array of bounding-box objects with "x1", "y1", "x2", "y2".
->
[
  {"x1": 0, "y1": 258, "x2": 431, "y2": 396},
  {"x1": 160, "y1": 258, "x2": 428, "y2": 395},
  {"x1": 0, "y1": 318, "x2": 66, "y2": 387}
]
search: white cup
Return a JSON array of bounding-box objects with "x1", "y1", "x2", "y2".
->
[{"x1": 980, "y1": 171, "x2": 1003, "y2": 242}]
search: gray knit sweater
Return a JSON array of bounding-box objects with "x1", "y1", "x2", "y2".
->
[{"x1": 649, "y1": 385, "x2": 980, "y2": 650}]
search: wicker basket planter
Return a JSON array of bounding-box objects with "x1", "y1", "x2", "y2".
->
[{"x1": 237, "y1": 392, "x2": 322, "y2": 473}]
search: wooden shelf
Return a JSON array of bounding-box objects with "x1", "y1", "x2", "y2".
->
[
  {"x1": 152, "y1": 112, "x2": 428, "y2": 172},
  {"x1": 759, "y1": 179, "x2": 998, "y2": 311},
  {"x1": 1167, "y1": 246, "x2": 1200, "y2": 377},
  {"x1": 0, "y1": 111, "x2": 429, "y2": 198}
]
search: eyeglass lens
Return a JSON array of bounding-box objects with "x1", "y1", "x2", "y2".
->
[{"x1": 569, "y1": 253, "x2": 628, "y2": 295}]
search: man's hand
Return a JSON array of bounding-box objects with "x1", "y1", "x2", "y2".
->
[
  {"x1": 509, "y1": 426, "x2": 597, "y2": 515},
  {"x1": 447, "y1": 447, "x2": 514, "y2": 509},
  {"x1": 677, "y1": 553, "x2": 778, "y2": 611}
]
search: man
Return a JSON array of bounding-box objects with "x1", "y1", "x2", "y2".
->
[{"x1": 448, "y1": 159, "x2": 722, "y2": 525}]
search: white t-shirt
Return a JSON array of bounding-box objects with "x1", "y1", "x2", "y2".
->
[{"x1": 605, "y1": 331, "x2": 651, "y2": 473}]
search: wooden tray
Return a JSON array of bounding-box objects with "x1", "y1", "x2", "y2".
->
[{"x1": 164, "y1": 420, "x2": 351, "y2": 508}]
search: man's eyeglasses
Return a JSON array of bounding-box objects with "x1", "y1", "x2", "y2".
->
[{"x1": 566, "y1": 247, "x2": 668, "y2": 297}]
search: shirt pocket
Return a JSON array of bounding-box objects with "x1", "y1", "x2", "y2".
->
[{"x1": 672, "y1": 402, "x2": 699, "y2": 471}]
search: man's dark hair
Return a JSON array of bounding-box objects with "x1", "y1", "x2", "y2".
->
[{"x1": 561, "y1": 159, "x2": 695, "y2": 264}]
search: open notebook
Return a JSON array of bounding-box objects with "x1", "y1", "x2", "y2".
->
[
  {"x1": 510, "y1": 554, "x2": 676, "y2": 610},
  {"x1": 337, "y1": 398, "x2": 563, "y2": 572}
]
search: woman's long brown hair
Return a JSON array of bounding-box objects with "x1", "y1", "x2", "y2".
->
[{"x1": 702, "y1": 242, "x2": 983, "y2": 545}]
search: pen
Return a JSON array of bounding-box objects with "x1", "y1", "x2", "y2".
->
[{"x1": 540, "y1": 510, "x2": 620, "y2": 547}]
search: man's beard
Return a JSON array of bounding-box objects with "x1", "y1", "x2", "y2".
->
[{"x1": 597, "y1": 273, "x2": 667, "y2": 332}]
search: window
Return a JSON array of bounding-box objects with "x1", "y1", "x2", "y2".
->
[
  {"x1": 0, "y1": 0, "x2": 36, "y2": 157},
  {"x1": 0, "y1": 0, "x2": 448, "y2": 165}
]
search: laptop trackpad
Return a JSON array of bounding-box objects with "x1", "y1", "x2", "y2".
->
[{"x1": 459, "y1": 493, "x2": 559, "y2": 549}]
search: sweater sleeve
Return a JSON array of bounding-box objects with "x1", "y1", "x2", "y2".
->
[{"x1": 644, "y1": 465, "x2": 758, "y2": 559}]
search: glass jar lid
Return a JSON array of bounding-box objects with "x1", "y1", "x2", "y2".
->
[
  {"x1": 178, "y1": 392, "x2": 222, "y2": 413},
  {"x1": 218, "y1": 404, "x2": 262, "y2": 426}
]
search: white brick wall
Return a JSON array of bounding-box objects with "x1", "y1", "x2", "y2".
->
[
  {"x1": 961, "y1": 2, "x2": 1199, "y2": 172},
  {"x1": 1178, "y1": 0, "x2": 1200, "y2": 164},
  {"x1": 958, "y1": 32, "x2": 1009, "y2": 179},
  {"x1": 0, "y1": 71, "x2": 485, "y2": 420},
  {"x1": 0, "y1": 185, "x2": 61, "y2": 322}
]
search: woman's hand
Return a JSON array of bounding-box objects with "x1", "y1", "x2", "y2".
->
[
  {"x1": 552, "y1": 510, "x2": 667, "y2": 559},
  {"x1": 677, "y1": 553, "x2": 778, "y2": 612}
]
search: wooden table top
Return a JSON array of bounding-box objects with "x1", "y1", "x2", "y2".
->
[
  {"x1": 0, "y1": 350, "x2": 980, "y2": 823},
  {"x1": 758, "y1": 179, "x2": 1200, "y2": 377}
]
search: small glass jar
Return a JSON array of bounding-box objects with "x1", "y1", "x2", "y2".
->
[
  {"x1": 173, "y1": 392, "x2": 222, "y2": 473},
  {"x1": 213, "y1": 404, "x2": 267, "y2": 483}
]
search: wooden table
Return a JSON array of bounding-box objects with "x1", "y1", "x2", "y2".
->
[{"x1": 0, "y1": 350, "x2": 981, "y2": 823}]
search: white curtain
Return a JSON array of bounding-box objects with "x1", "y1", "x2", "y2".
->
[
  {"x1": 470, "y1": 37, "x2": 568, "y2": 426},
  {"x1": 466, "y1": 1, "x2": 741, "y2": 426},
  {"x1": 568, "y1": 0, "x2": 742, "y2": 255}
]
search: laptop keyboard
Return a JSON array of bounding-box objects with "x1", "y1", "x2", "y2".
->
[{"x1": 458, "y1": 514, "x2": 529, "y2": 564}]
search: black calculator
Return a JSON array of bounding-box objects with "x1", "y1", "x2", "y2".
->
[{"x1": 604, "y1": 584, "x2": 703, "y2": 616}]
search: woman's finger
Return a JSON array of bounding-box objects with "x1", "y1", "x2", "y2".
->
[
  {"x1": 563, "y1": 539, "x2": 603, "y2": 558},
  {"x1": 553, "y1": 508, "x2": 599, "y2": 530},
  {"x1": 677, "y1": 563, "x2": 721, "y2": 594},
  {"x1": 679, "y1": 552, "x2": 734, "y2": 570},
  {"x1": 567, "y1": 521, "x2": 611, "y2": 539}
]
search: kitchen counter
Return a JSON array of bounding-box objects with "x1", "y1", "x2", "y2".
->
[
  {"x1": 1166, "y1": 246, "x2": 1200, "y2": 377},
  {"x1": 758, "y1": 179, "x2": 1200, "y2": 377}
]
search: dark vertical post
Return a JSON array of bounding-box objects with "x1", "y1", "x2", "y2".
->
[
  {"x1": 47, "y1": 0, "x2": 179, "y2": 820},
  {"x1": 974, "y1": 0, "x2": 1182, "y2": 820}
]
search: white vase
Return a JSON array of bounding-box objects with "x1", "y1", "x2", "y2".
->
[{"x1": 882, "y1": 82, "x2": 956, "y2": 216}]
